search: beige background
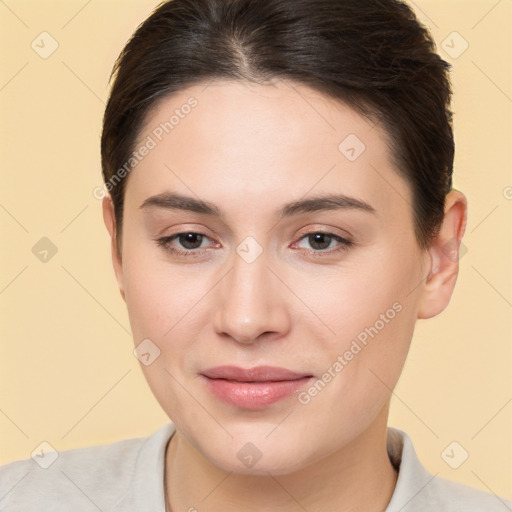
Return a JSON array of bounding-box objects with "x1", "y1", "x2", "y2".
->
[{"x1": 1, "y1": 0, "x2": 511, "y2": 500}]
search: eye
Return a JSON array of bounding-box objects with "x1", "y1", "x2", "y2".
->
[
  {"x1": 156, "y1": 232, "x2": 217, "y2": 255},
  {"x1": 293, "y1": 231, "x2": 353, "y2": 256},
  {"x1": 155, "y1": 229, "x2": 353, "y2": 258}
]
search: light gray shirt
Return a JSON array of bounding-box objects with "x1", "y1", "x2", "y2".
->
[{"x1": 0, "y1": 423, "x2": 510, "y2": 511}]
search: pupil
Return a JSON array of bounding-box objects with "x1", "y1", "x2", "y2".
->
[
  {"x1": 180, "y1": 233, "x2": 202, "y2": 249},
  {"x1": 310, "y1": 233, "x2": 331, "y2": 250}
]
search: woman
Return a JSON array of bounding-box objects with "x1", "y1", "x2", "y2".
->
[{"x1": 1, "y1": 0, "x2": 509, "y2": 510}]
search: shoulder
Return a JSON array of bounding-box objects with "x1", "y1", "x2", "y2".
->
[
  {"x1": 427, "y1": 474, "x2": 512, "y2": 511},
  {"x1": 0, "y1": 436, "x2": 145, "y2": 511},
  {"x1": 0, "y1": 423, "x2": 175, "y2": 512},
  {"x1": 386, "y1": 427, "x2": 511, "y2": 512}
]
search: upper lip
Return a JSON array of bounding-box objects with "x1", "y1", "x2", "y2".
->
[{"x1": 201, "y1": 365, "x2": 312, "y2": 382}]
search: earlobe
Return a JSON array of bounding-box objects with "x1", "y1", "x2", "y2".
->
[
  {"x1": 102, "y1": 196, "x2": 126, "y2": 302},
  {"x1": 417, "y1": 190, "x2": 468, "y2": 319}
]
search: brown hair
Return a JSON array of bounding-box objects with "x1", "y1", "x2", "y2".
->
[{"x1": 101, "y1": 0, "x2": 454, "y2": 250}]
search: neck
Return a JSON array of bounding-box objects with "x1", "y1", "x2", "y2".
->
[{"x1": 165, "y1": 408, "x2": 397, "y2": 512}]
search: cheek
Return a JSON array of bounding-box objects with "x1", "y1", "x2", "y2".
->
[
  {"x1": 122, "y1": 271, "x2": 168, "y2": 343},
  {"x1": 299, "y1": 247, "x2": 419, "y2": 401},
  {"x1": 121, "y1": 241, "x2": 207, "y2": 341},
  {"x1": 296, "y1": 301, "x2": 415, "y2": 436},
  {"x1": 121, "y1": 254, "x2": 202, "y2": 416},
  {"x1": 299, "y1": 247, "x2": 418, "y2": 343}
]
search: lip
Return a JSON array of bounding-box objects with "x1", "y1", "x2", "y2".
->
[{"x1": 200, "y1": 365, "x2": 314, "y2": 410}]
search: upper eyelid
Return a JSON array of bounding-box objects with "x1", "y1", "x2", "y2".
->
[
  {"x1": 295, "y1": 226, "x2": 352, "y2": 239},
  {"x1": 159, "y1": 222, "x2": 352, "y2": 239}
]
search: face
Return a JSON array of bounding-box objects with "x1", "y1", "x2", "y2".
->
[{"x1": 107, "y1": 79, "x2": 432, "y2": 474}]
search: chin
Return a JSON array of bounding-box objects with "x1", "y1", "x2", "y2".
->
[
  {"x1": 211, "y1": 449, "x2": 309, "y2": 476},
  {"x1": 191, "y1": 432, "x2": 319, "y2": 476}
]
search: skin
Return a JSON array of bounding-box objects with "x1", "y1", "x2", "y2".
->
[{"x1": 103, "y1": 78, "x2": 467, "y2": 511}]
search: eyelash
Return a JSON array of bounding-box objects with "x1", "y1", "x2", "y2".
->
[{"x1": 155, "y1": 230, "x2": 354, "y2": 258}]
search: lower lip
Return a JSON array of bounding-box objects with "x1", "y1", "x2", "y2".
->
[{"x1": 202, "y1": 375, "x2": 313, "y2": 409}]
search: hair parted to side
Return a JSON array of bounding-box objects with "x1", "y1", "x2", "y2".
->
[{"x1": 101, "y1": 0, "x2": 454, "y2": 252}]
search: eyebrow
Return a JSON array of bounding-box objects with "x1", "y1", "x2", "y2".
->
[{"x1": 140, "y1": 192, "x2": 377, "y2": 218}]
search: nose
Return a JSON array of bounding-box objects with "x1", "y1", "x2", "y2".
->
[{"x1": 212, "y1": 248, "x2": 291, "y2": 345}]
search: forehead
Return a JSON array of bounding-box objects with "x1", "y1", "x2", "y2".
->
[
  {"x1": 137, "y1": 78, "x2": 381, "y2": 160},
  {"x1": 126, "y1": 78, "x2": 411, "y2": 222}
]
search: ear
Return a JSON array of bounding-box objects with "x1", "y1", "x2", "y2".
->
[
  {"x1": 102, "y1": 195, "x2": 126, "y2": 302},
  {"x1": 417, "y1": 190, "x2": 468, "y2": 319}
]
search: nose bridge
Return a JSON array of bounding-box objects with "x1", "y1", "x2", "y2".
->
[{"x1": 213, "y1": 242, "x2": 288, "y2": 343}]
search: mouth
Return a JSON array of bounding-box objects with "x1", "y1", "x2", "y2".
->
[{"x1": 200, "y1": 365, "x2": 314, "y2": 409}]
